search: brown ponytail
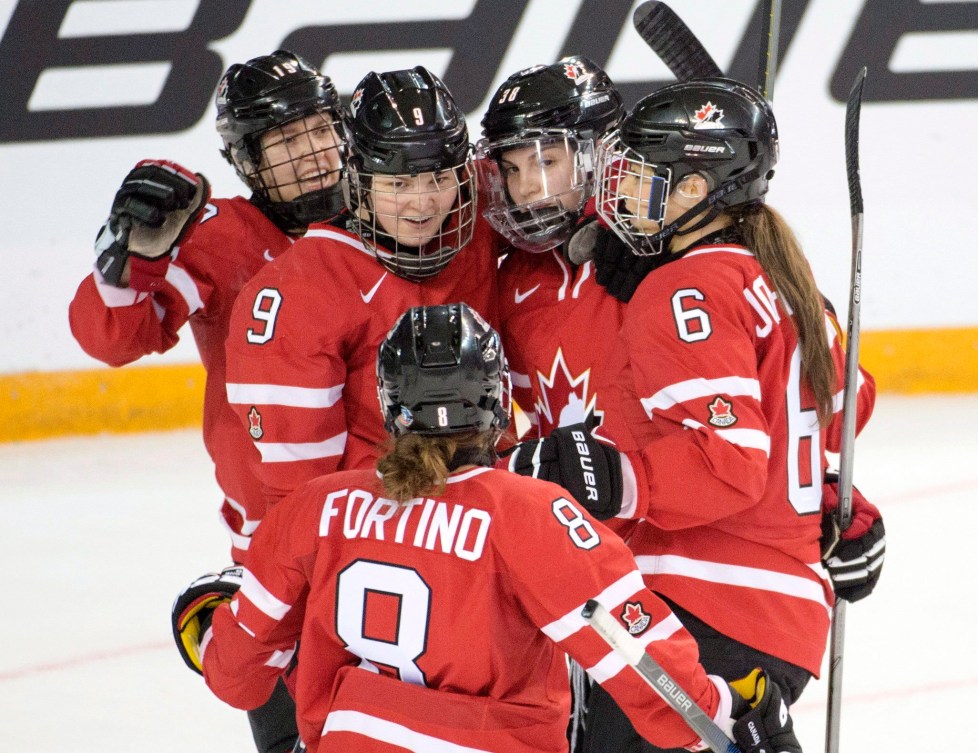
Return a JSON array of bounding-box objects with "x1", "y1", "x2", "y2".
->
[
  {"x1": 376, "y1": 431, "x2": 498, "y2": 502},
  {"x1": 731, "y1": 203, "x2": 836, "y2": 426}
]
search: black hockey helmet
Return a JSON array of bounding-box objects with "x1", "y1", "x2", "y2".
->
[
  {"x1": 215, "y1": 49, "x2": 348, "y2": 230},
  {"x1": 477, "y1": 56, "x2": 623, "y2": 253},
  {"x1": 377, "y1": 303, "x2": 511, "y2": 437},
  {"x1": 346, "y1": 67, "x2": 477, "y2": 281},
  {"x1": 596, "y1": 77, "x2": 778, "y2": 255},
  {"x1": 481, "y1": 55, "x2": 623, "y2": 143},
  {"x1": 347, "y1": 67, "x2": 470, "y2": 175}
]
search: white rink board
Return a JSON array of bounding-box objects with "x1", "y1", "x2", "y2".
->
[{"x1": 2, "y1": 0, "x2": 977, "y2": 374}]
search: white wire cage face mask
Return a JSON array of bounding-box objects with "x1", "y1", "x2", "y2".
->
[
  {"x1": 347, "y1": 158, "x2": 478, "y2": 281},
  {"x1": 595, "y1": 132, "x2": 674, "y2": 257},
  {"x1": 476, "y1": 131, "x2": 594, "y2": 253}
]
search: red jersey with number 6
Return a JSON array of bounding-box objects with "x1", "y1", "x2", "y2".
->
[
  {"x1": 608, "y1": 242, "x2": 876, "y2": 675},
  {"x1": 199, "y1": 466, "x2": 733, "y2": 753}
]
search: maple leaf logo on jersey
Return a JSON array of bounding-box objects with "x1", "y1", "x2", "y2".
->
[
  {"x1": 248, "y1": 407, "x2": 264, "y2": 440},
  {"x1": 534, "y1": 348, "x2": 604, "y2": 435},
  {"x1": 693, "y1": 101, "x2": 725, "y2": 130},
  {"x1": 563, "y1": 61, "x2": 590, "y2": 83},
  {"x1": 707, "y1": 396, "x2": 737, "y2": 427},
  {"x1": 621, "y1": 602, "x2": 652, "y2": 635}
]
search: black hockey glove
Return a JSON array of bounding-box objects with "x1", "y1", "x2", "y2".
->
[
  {"x1": 171, "y1": 566, "x2": 243, "y2": 674},
  {"x1": 507, "y1": 423, "x2": 623, "y2": 519},
  {"x1": 728, "y1": 669, "x2": 802, "y2": 753},
  {"x1": 95, "y1": 159, "x2": 210, "y2": 291},
  {"x1": 567, "y1": 220, "x2": 659, "y2": 303},
  {"x1": 820, "y1": 470, "x2": 886, "y2": 603}
]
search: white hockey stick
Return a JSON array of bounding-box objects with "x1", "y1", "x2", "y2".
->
[{"x1": 582, "y1": 600, "x2": 741, "y2": 753}]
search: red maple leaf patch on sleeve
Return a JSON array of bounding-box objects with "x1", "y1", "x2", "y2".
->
[{"x1": 621, "y1": 601, "x2": 651, "y2": 635}]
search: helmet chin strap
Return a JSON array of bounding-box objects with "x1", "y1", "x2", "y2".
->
[{"x1": 642, "y1": 167, "x2": 761, "y2": 249}]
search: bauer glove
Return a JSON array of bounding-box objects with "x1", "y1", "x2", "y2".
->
[
  {"x1": 507, "y1": 423, "x2": 623, "y2": 519},
  {"x1": 820, "y1": 470, "x2": 886, "y2": 603},
  {"x1": 567, "y1": 220, "x2": 660, "y2": 303},
  {"x1": 727, "y1": 668, "x2": 802, "y2": 753},
  {"x1": 95, "y1": 159, "x2": 210, "y2": 291},
  {"x1": 171, "y1": 565, "x2": 243, "y2": 674}
]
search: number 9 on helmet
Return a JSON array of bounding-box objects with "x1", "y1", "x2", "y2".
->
[{"x1": 376, "y1": 303, "x2": 511, "y2": 438}]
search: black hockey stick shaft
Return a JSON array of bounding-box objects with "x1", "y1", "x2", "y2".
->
[
  {"x1": 632, "y1": 1, "x2": 724, "y2": 81},
  {"x1": 582, "y1": 600, "x2": 741, "y2": 753},
  {"x1": 825, "y1": 65, "x2": 868, "y2": 753},
  {"x1": 757, "y1": 0, "x2": 783, "y2": 100}
]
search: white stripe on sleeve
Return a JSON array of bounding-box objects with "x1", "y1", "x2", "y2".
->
[
  {"x1": 542, "y1": 570, "x2": 645, "y2": 643},
  {"x1": 240, "y1": 569, "x2": 291, "y2": 621},
  {"x1": 322, "y1": 710, "x2": 492, "y2": 753},
  {"x1": 226, "y1": 382, "x2": 344, "y2": 409},
  {"x1": 585, "y1": 612, "x2": 684, "y2": 684},
  {"x1": 641, "y1": 376, "x2": 761, "y2": 417},
  {"x1": 254, "y1": 432, "x2": 347, "y2": 463}
]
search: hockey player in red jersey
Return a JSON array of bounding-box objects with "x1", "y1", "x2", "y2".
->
[
  {"x1": 68, "y1": 50, "x2": 347, "y2": 566},
  {"x1": 224, "y1": 67, "x2": 502, "y2": 509},
  {"x1": 173, "y1": 303, "x2": 803, "y2": 753},
  {"x1": 520, "y1": 78, "x2": 880, "y2": 753},
  {"x1": 68, "y1": 50, "x2": 348, "y2": 753}
]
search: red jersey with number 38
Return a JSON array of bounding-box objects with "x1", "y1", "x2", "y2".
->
[
  {"x1": 200, "y1": 466, "x2": 732, "y2": 753},
  {"x1": 608, "y1": 243, "x2": 875, "y2": 675}
]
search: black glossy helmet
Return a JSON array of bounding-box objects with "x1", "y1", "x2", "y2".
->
[
  {"x1": 346, "y1": 67, "x2": 477, "y2": 281},
  {"x1": 377, "y1": 303, "x2": 511, "y2": 437},
  {"x1": 596, "y1": 77, "x2": 778, "y2": 255},
  {"x1": 476, "y1": 56, "x2": 623, "y2": 253},
  {"x1": 216, "y1": 50, "x2": 348, "y2": 231}
]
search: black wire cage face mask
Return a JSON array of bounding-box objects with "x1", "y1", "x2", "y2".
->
[
  {"x1": 595, "y1": 132, "x2": 674, "y2": 257},
  {"x1": 346, "y1": 157, "x2": 478, "y2": 281},
  {"x1": 476, "y1": 131, "x2": 595, "y2": 254},
  {"x1": 237, "y1": 108, "x2": 348, "y2": 225}
]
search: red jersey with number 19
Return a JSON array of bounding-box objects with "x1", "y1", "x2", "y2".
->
[
  {"x1": 69, "y1": 197, "x2": 298, "y2": 563},
  {"x1": 200, "y1": 466, "x2": 733, "y2": 753},
  {"x1": 609, "y1": 243, "x2": 876, "y2": 675}
]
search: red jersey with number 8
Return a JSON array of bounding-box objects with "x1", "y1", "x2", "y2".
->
[{"x1": 199, "y1": 466, "x2": 733, "y2": 753}]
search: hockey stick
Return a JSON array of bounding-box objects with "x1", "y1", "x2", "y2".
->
[
  {"x1": 632, "y1": 1, "x2": 724, "y2": 81},
  {"x1": 824, "y1": 65, "x2": 868, "y2": 753},
  {"x1": 582, "y1": 599, "x2": 741, "y2": 753},
  {"x1": 757, "y1": 0, "x2": 783, "y2": 100}
]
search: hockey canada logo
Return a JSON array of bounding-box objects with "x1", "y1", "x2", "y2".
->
[
  {"x1": 563, "y1": 61, "x2": 590, "y2": 83},
  {"x1": 248, "y1": 406, "x2": 264, "y2": 440},
  {"x1": 693, "y1": 101, "x2": 725, "y2": 130},
  {"x1": 396, "y1": 406, "x2": 414, "y2": 430},
  {"x1": 621, "y1": 602, "x2": 652, "y2": 635},
  {"x1": 707, "y1": 396, "x2": 737, "y2": 427},
  {"x1": 350, "y1": 87, "x2": 364, "y2": 116}
]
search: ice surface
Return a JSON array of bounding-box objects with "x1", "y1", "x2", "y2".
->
[{"x1": 2, "y1": 394, "x2": 975, "y2": 751}]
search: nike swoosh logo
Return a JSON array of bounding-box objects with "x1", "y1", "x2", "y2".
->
[
  {"x1": 514, "y1": 284, "x2": 541, "y2": 304},
  {"x1": 360, "y1": 272, "x2": 388, "y2": 304},
  {"x1": 262, "y1": 249, "x2": 274, "y2": 262}
]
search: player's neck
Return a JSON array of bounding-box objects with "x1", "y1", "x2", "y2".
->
[{"x1": 669, "y1": 214, "x2": 734, "y2": 255}]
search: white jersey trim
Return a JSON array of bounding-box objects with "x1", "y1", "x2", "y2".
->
[
  {"x1": 641, "y1": 376, "x2": 761, "y2": 416},
  {"x1": 446, "y1": 467, "x2": 493, "y2": 483},
  {"x1": 166, "y1": 262, "x2": 205, "y2": 315},
  {"x1": 305, "y1": 227, "x2": 376, "y2": 259},
  {"x1": 226, "y1": 382, "x2": 344, "y2": 409},
  {"x1": 683, "y1": 245, "x2": 755, "y2": 259},
  {"x1": 635, "y1": 554, "x2": 830, "y2": 610},
  {"x1": 265, "y1": 647, "x2": 295, "y2": 670},
  {"x1": 585, "y1": 611, "x2": 684, "y2": 684},
  {"x1": 322, "y1": 710, "x2": 492, "y2": 753},
  {"x1": 255, "y1": 432, "x2": 347, "y2": 463},
  {"x1": 510, "y1": 370, "x2": 531, "y2": 388},
  {"x1": 681, "y1": 419, "x2": 772, "y2": 456},
  {"x1": 92, "y1": 269, "x2": 148, "y2": 307},
  {"x1": 240, "y1": 569, "x2": 291, "y2": 621},
  {"x1": 542, "y1": 570, "x2": 645, "y2": 643}
]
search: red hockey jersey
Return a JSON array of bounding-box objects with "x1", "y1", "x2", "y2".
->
[
  {"x1": 610, "y1": 243, "x2": 876, "y2": 675},
  {"x1": 68, "y1": 197, "x2": 297, "y2": 563},
  {"x1": 200, "y1": 466, "x2": 732, "y2": 753},
  {"x1": 224, "y1": 221, "x2": 501, "y2": 507}
]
